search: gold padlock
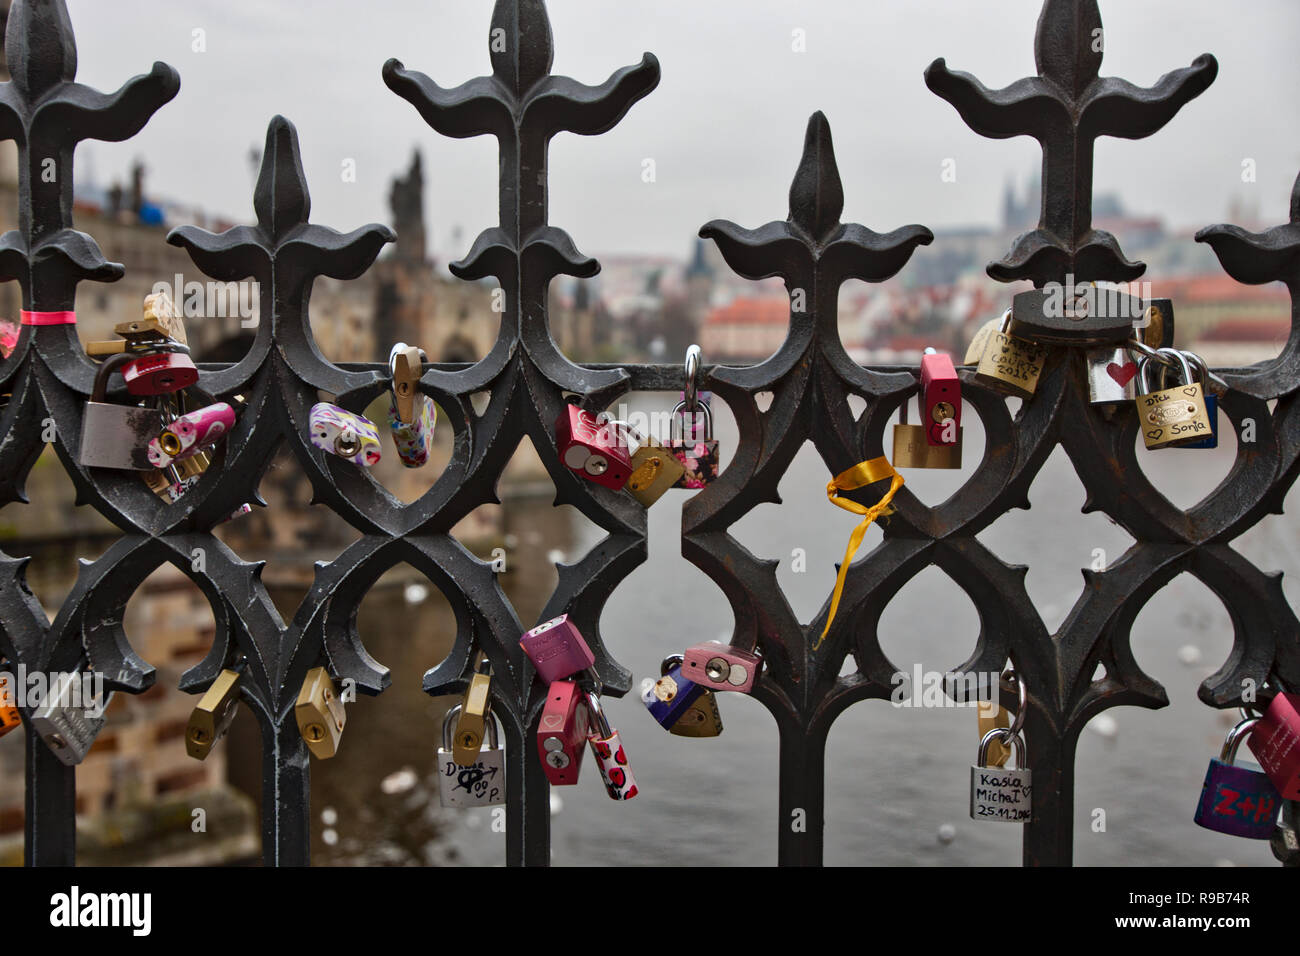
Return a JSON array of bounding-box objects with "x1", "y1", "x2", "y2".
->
[
  {"x1": 892, "y1": 399, "x2": 961, "y2": 469},
  {"x1": 124, "y1": 290, "x2": 188, "y2": 346},
  {"x1": 1135, "y1": 350, "x2": 1212, "y2": 450},
  {"x1": 0, "y1": 673, "x2": 22, "y2": 738},
  {"x1": 452, "y1": 661, "x2": 492, "y2": 766},
  {"x1": 295, "y1": 666, "x2": 346, "y2": 759},
  {"x1": 670, "y1": 686, "x2": 724, "y2": 738},
  {"x1": 972, "y1": 309, "x2": 1047, "y2": 398},
  {"x1": 626, "y1": 437, "x2": 686, "y2": 506},
  {"x1": 186, "y1": 668, "x2": 242, "y2": 760}
]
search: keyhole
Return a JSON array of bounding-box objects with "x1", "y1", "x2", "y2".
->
[{"x1": 306, "y1": 723, "x2": 326, "y2": 742}]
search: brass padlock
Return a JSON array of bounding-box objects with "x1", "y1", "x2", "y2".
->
[
  {"x1": 295, "y1": 666, "x2": 346, "y2": 759},
  {"x1": 452, "y1": 660, "x2": 493, "y2": 766},
  {"x1": 972, "y1": 310, "x2": 1048, "y2": 398},
  {"x1": 892, "y1": 397, "x2": 961, "y2": 469},
  {"x1": 626, "y1": 436, "x2": 686, "y2": 506},
  {"x1": 186, "y1": 668, "x2": 242, "y2": 760},
  {"x1": 128, "y1": 290, "x2": 188, "y2": 346},
  {"x1": 1135, "y1": 350, "x2": 1212, "y2": 450}
]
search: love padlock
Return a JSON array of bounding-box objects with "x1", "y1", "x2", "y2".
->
[
  {"x1": 437, "y1": 704, "x2": 505, "y2": 808},
  {"x1": 186, "y1": 667, "x2": 242, "y2": 761},
  {"x1": 147, "y1": 402, "x2": 235, "y2": 469},
  {"x1": 1134, "y1": 350, "x2": 1213, "y2": 449},
  {"x1": 309, "y1": 402, "x2": 382, "y2": 467},
  {"x1": 586, "y1": 692, "x2": 637, "y2": 800},
  {"x1": 682, "y1": 641, "x2": 761, "y2": 694},
  {"x1": 520, "y1": 614, "x2": 595, "y2": 684},
  {"x1": 29, "y1": 671, "x2": 111, "y2": 766},
  {"x1": 969, "y1": 309, "x2": 1048, "y2": 399},
  {"x1": 536, "y1": 679, "x2": 589, "y2": 786},
  {"x1": 970, "y1": 729, "x2": 1031, "y2": 823},
  {"x1": 555, "y1": 403, "x2": 636, "y2": 490},
  {"x1": 122, "y1": 347, "x2": 199, "y2": 396},
  {"x1": 626, "y1": 436, "x2": 686, "y2": 506},
  {"x1": 920, "y1": 348, "x2": 961, "y2": 447},
  {"x1": 0, "y1": 672, "x2": 22, "y2": 739},
  {"x1": 642, "y1": 654, "x2": 723, "y2": 737},
  {"x1": 387, "y1": 343, "x2": 435, "y2": 468},
  {"x1": 451, "y1": 660, "x2": 493, "y2": 766},
  {"x1": 79, "y1": 353, "x2": 162, "y2": 470},
  {"x1": 1247, "y1": 691, "x2": 1300, "y2": 800},
  {"x1": 294, "y1": 667, "x2": 346, "y2": 759},
  {"x1": 1194, "y1": 717, "x2": 1281, "y2": 839}
]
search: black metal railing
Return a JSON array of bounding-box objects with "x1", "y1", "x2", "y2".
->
[{"x1": 0, "y1": 0, "x2": 1296, "y2": 867}]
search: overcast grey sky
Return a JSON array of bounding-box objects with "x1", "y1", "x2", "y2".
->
[{"x1": 63, "y1": 0, "x2": 1300, "y2": 262}]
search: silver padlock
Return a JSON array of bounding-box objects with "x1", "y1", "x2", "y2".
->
[
  {"x1": 437, "y1": 703, "x2": 505, "y2": 808},
  {"x1": 969, "y1": 728, "x2": 1032, "y2": 823},
  {"x1": 1085, "y1": 344, "x2": 1140, "y2": 405},
  {"x1": 29, "y1": 671, "x2": 111, "y2": 766},
  {"x1": 79, "y1": 352, "x2": 163, "y2": 470}
]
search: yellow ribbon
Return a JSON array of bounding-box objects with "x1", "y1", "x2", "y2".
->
[{"x1": 817, "y1": 456, "x2": 903, "y2": 649}]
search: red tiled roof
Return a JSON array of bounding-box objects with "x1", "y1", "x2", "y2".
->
[
  {"x1": 1149, "y1": 275, "x2": 1289, "y2": 303},
  {"x1": 703, "y1": 297, "x2": 789, "y2": 326},
  {"x1": 1198, "y1": 318, "x2": 1290, "y2": 343}
]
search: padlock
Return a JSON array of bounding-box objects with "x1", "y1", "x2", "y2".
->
[
  {"x1": 682, "y1": 642, "x2": 761, "y2": 694},
  {"x1": 131, "y1": 290, "x2": 188, "y2": 346},
  {"x1": 972, "y1": 309, "x2": 1048, "y2": 399},
  {"x1": 1246, "y1": 691, "x2": 1300, "y2": 799},
  {"x1": 452, "y1": 660, "x2": 493, "y2": 766},
  {"x1": 79, "y1": 353, "x2": 161, "y2": 470},
  {"x1": 294, "y1": 666, "x2": 346, "y2": 759},
  {"x1": 1009, "y1": 282, "x2": 1142, "y2": 347},
  {"x1": 970, "y1": 729, "x2": 1032, "y2": 823},
  {"x1": 1194, "y1": 717, "x2": 1281, "y2": 839},
  {"x1": 1134, "y1": 350, "x2": 1212, "y2": 449},
  {"x1": 1174, "y1": 350, "x2": 1219, "y2": 450},
  {"x1": 920, "y1": 349, "x2": 961, "y2": 446},
  {"x1": 29, "y1": 671, "x2": 111, "y2": 766},
  {"x1": 627, "y1": 436, "x2": 686, "y2": 506},
  {"x1": 437, "y1": 704, "x2": 505, "y2": 808},
  {"x1": 1085, "y1": 345, "x2": 1140, "y2": 405},
  {"x1": 555, "y1": 403, "x2": 636, "y2": 489},
  {"x1": 387, "y1": 343, "x2": 435, "y2": 468},
  {"x1": 977, "y1": 703, "x2": 1013, "y2": 768},
  {"x1": 642, "y1": 654, "x2": 723, "y2": 737},
  {"x1": 668, "y1": 400, "x2": 720, "y2": 489},
  {"x1": 892, "y1": 396, "x2": 961, "y2": 469},
  {"x1": 309, "y1": 402, "x2": 382, "y2": 467},
  {"x1": 520, "y1": 614, "x2": 595, "y2": 684},
  {"x1": 147, "y1": 402, "x2": 235, "y2": 468},
  {"x1": 0, "y1": 673, "x2": 22, "y2": 738},
  {"x1": 537, "y1": 679, "x2": 589, "y2": 786},
  {"x1": 122, "y1": 347, "x2": 199, "y2": 396},
  {"x1": 186, "y1": 667, "x2": 241, "y2": 761},
  {"x1": 586, "y1": 692, "x2": 638, "y2": 800}
]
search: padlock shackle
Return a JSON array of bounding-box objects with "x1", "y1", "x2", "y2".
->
[
  {"x1": 585, "y1": 691, "x2": 613, "y2": 739},
  {"x1": 1220, "y1": 717, "x2": 1257, "y2": 764},
  {"x1": 441, "y1": 703, "x2": 501, "y2": 752},
  {"x1": 684, "y1": 344, "x2": 702, "y2": 413},
  {"x1": 660, "y1": 654, "x2": 684, "y2": 677},
  {"x1": 91, "y1": 352, "x2": 138, "y2": 403},
  {"x1": 1152, "y1": 347, "x2": 1201, "y2": 393},
  {"x1": 978, "y1": 728, "x2": 1025, "y2": 770},
  {"x1": 670, "y1": 399, "x2": 712, "y2": 442}
]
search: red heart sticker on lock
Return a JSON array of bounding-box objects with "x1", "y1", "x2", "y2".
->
[
  {"x1": 607, "y1": 767, "x2": 626, "y2": 788},
  {"x1": 1106, "y1": 361, "x2": 1137, "y2": 386},
  {"x1": 614, "y1": 745, "x2": 627, "y2": 765}
]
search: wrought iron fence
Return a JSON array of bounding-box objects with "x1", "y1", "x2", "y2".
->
[{"x1": 0, "y1": 0, "x2": 1296, "y2": 867}]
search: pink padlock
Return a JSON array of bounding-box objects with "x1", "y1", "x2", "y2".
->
[
  {"x1": 520, "y1": 614, "x2": 595, "y2": 684},
  {"x1": 537, "y1": 680, "x2": 589, "y2": 786},
  {"x1": 586, "y1": 692, "x2": 637, "y2": 800},
  {"x1": 147, "y1": 402, "x2": 236, "y2": 468},
  {"x1": 555, "y1": 404, "x2": 636, "y2": 490},
  {"x1": 1247, "y1": 691, "x2": 1300, "y2": 799},
  {"x1": 682, "y1": 642, "x2": 762, "y2": 694}
]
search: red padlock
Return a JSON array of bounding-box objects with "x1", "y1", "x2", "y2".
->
[
  {"x1": 123, "y1": 351, "x2": 199, "y2": 396},
  {"x1": 920, "y1": 349, "x2": 961, "y2": 447},
  {"x1": 555, "y1": 404, "x2": 635, "y2": 490},
  {"x1": 1247, "y1": 691, "x2": 1300, "y2": 799},
  {"x1": 536, "y1": 679, "x2": 590, "y2": 786}
]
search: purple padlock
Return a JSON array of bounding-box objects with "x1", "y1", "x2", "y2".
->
[
  {"x1": 1193, "y1": 718, "x2": 1281, "y2": 840},
  {"x1": 520, "y1": 614, "x2": 595, "y2": 684}
]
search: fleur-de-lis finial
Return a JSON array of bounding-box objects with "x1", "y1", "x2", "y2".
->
[
  {"x1": 167, "y1": 116, "x2": 394, "y2": 392},
  {"x1": 0, "y1": 0, "x2": 179, "y2": 310},
  {"x1": 1196, "y1": 169, "x2": 1300, "y2": 398},
  {"x1": 926, "y1": 0, "x2": 1216, "y2": 286},
  {"x1": 383, "y1": 0, "x2": 658, "y2": 393},
  {"x1": 701, "y1": 112, "x2": 932, "y2": 359}
]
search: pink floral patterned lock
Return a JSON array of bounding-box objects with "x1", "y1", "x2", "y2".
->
[
  {"x1": 667, "y1": 400, "x2": 719, "y2": 489},
  {"x1": 520, "y1": 614, "x2": 595, "y2": 684},
  {"x1": 309, "y1": 402, "x2": 382, "y2": 467},
  {"x1": 147, "y1": 402, "x2": 235, "y2": 468},
  {"x1": 586, "y1": 692, "x2": 637, "y2": 800}
]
